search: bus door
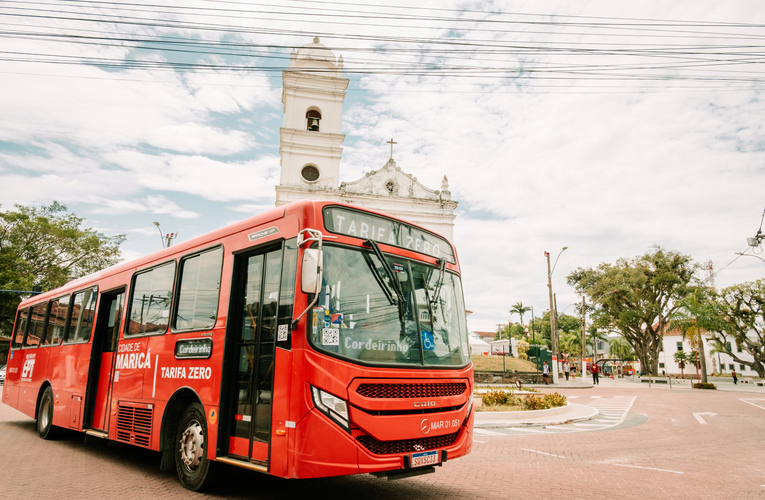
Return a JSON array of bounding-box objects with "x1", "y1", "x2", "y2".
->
[
  {"x1": 86, "y1": 289, "x2": 124, "y2": 431},
  {"x1": 226, "y1": 248, "x2": 282, "y2": 463}
]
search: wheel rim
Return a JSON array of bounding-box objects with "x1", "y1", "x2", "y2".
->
[
  {"x1": 179, "y1": 420, "x2": 204, "y2": 471},
  {"x1": 39, "y1": 396, "x2": 51, "y2": 431}
]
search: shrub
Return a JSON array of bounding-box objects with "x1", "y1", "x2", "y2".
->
[
  {"x1": 522, "y1": 392, "x2": 567, "y2": 410},
  {"x1": 483, "y1": 389, "x2": 510, "y2": 406},
  {"x1": 543, "y1": 392, "x2": 567, "y2": 407},
  {"x1": 693, "y1": 382, "x2": 717, "y2": 390}
]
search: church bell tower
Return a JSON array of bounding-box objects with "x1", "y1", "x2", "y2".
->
[{"x1": 275, "y1": 37, "x2": 349, "y2": 206}]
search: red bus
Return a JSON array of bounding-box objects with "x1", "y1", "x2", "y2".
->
[{"x1": 2, "y1": 200, "x2": 473, "y2": 490}]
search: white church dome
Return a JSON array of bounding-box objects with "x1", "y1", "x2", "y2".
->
[{"x1": 289, "y1": 37, "x2": 343, "y2": 76}]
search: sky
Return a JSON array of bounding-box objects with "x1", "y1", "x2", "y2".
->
[{"x1": 1, "y1": 0, "x2": 765, "y2": 333}]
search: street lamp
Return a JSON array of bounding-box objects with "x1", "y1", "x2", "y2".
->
[
  {"x1": 153, "y1": 221, "x2": 165, "y2": 249},
  {"x1": 545, "y1": 246, "x2": 568, "y2": 384}
]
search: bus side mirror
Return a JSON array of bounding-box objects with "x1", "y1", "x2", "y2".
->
[{"x1": 301, "y1": 249, "x2": 323, "y2": 294}]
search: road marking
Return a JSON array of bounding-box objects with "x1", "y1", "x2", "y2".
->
[
  {"x1": 522, "y1": 449, "x2": 566, "y2": 459},
  {"x1": 590, "y1": 396, "x2": 601, "y2": 399},
  {"x1": 509, "y1": 427, "x2": 547, "y2": 433},
  {"x1": 474, "y1": 429, "x2": 508, "y2": 436},
  {"x1": 693, "y1": 412, "x2": 717, "y2": 424},
  {"x1": 473, "y1": 440, "x2": 486, "y2": 443},
  {"x1": 567, "y1": 396, "x2": 580, "y2": 399},
  {"x1": 739, "y1": 398, "x2": 765, "y2": 411},
  {"x1": 612, "y1": 464, "x2": 683, "y2": 474}
]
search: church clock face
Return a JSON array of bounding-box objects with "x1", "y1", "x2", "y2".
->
[{"x1": 301, "y1": 165, "x2": 320, "y2": 182}]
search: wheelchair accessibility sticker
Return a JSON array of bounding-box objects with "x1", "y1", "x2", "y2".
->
[{"x1": 422, "y1": 331, "x2": 435, "y2": 350}]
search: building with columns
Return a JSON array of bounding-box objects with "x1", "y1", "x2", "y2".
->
[{"x1": 274, "y1": 37, "x2": 458, "y2": 241}]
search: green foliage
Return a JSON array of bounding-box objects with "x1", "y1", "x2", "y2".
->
[
  {"x1": 711, "y1": 279, "x2": 765, "y2": 379},
  {"x1": 535, "y1": 310, "x2": 580, "y2": 348},
  {"x1": 560, "y1": 329, "x2": 582, "y2": 356},
  {"x1": 609, "y1": 337, "x2": 637, "y2": 361},
  {"x1": 510, "y1": 302, "x2": 531, "y2": 325},
  {"x1": 673, "y1": 350, "x2": 688, "y2": 371},
  {"x1": 567, "y1": 246, "x2": 700, "y2": 374},
  {"x1": 522, "y1": 392, "x2": 567, "y2": 410},
  {"x1": 692, "y1": 382, "x2": 717, "y2": 390},
  {"x1": 482, "y1": 389, "x2": 521, "y2": 408},
  {"x1": 668, "y1": 287, "x2": 720, "y2": 383},
  {"x1": 0, "y1": 202, "x2": 124, "y2": 337}
]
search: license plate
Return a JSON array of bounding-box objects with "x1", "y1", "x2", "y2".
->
[{"x1": 411, "y1": 450, "x2": 439, "y2": 468}]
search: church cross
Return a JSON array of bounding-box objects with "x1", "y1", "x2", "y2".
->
[{"x1": 386, "y1": 138, "x2": 397, "y2": 160}]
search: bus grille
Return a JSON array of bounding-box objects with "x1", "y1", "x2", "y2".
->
[
  {"x1": 357, "y1": 432, "x2": 459, "y2": 455},
  {"x1": 116, "y1": 402, "x2": 153, "y2": 448},
  {"x1": 356, "y1": 382, "x2": 467, "y2": 399}
]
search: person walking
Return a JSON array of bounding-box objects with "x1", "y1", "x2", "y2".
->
[
  {"x1": 563, "y1": 360, "x2": 570, "y2": 381},
  {"x1": 542, "y1": 361, "x2": 550, "y2": 385},
  {"x1": 591, "y1": 363, "x2": 599, "y2": 385},
  {"x1": 732, "y1": 369, "x2": 738, "y2": 384}
]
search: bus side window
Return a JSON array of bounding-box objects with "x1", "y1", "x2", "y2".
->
[
  {"x1": 12, "y1": 308, "x2": 29, "y2": 349},
  {"x1": 46, "y1": 295, "x2": 70, "y2": 346},
  {"x1": 127, "y1": 262, "x2": 175, "y2": 336},
  {"x1": 66, "y1": 288, "x2": 97, "y2": 343},
  {"x1": 173, "y1": 247, "x2": 223, "y2": 331},
  {"x1": 24, "y1": 302, "x2": 47, "y2": 348}
]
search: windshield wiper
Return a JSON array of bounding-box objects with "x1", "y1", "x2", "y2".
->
[
  {"x1": 430, "y1": 258, "x2": 446, "y2": 310},
  {"x1": 364, "y1": 239, "x2": 407, "y2": 325}
]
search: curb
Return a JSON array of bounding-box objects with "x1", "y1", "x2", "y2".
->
[{"x1": 473, "y1": 403, "x2": 600, "y2": 429}]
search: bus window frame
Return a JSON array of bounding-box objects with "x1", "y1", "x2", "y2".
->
[
  {"x1": 42, "y1": 294, "x2": 72, "y2": 348},
  {"x1": 23, "y1": 301, "x2": 49, "y2": 350},
  {"x1": 170, "y1": 244, "x2": 225, "y2": 335},
  {"x1": 124, "y1": 259, "x2": 177, "y2": 338},
  {"x1": 63, "y1": 286, "x2": 99, "y2": 345},
  {"x1": 305, "y1": 241, "x2": 470, "y2": 371}
]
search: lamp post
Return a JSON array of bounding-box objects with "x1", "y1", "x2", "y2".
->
[
  {"x1": 153, "y1": 221, "x2": 165, "y2": 249},
  {"x1": 545, "y1": 246, "x2": 568, "y2": 384}
]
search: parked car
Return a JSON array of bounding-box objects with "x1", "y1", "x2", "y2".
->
[{"x1": 0, "y1": 364, "x2": 5, "y2": 385}]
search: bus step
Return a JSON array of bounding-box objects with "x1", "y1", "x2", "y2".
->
[
  {"x1": 216, "y1": 457, "x2": 268, "y2": 473},
  {"x1": 84, "y1": 429, "x2": 109, "y2": 439}
]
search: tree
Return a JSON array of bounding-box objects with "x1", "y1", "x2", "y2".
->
[
  {"x1": 609, "y1": 336, "x2": 637, "y2": 361},
  {"x1": 668, "y1": 287, "x2": 721, "y2": 383},
  {"x1": 560, "y1": 329, "x2": 582, "y2": 356},
  {"x1": 674, "y1": 350, "x2": 688, "y2": 379},
  {"x1": 567, "y1": 246, "x2": 700, "y2": 374},
  {"x1": 510, "y1": 302, "x2": 531, "y2": 326},
  {"x1": 710, "y1": 280, "x2": 765, "y2": 378},
  {"x1": 0, "y1": 202, "x2": 125, "y2": 336},
  {"x1": 517, "y1": 339, "x2": 529, "y2": 360},
  {"x1": 535, "y1": 311, "x2": 580, "y2": 349},
  {"x1": 588, "y1": 327, "x2": 609, "y2": 360}
]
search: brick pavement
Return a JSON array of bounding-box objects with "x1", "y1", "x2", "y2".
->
[{"x1": 1, "y1": 385, "x2": 764, "y2": 499}]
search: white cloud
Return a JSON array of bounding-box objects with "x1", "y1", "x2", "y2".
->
[{"x1": 89, "y1": 195, "x2": 200, "y2": 219}]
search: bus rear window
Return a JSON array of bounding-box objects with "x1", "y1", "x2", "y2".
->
[
  {"x1": 127, "y1": 262, "x2": 175, "y2": 336},
  {"x1": 25, "y1": 303, "x2": 47, "y2": 348},
  {"x1": 67, "y1": 288, "x2": 97, "y2": 343},
  {"x1": 174, "y1": 247, "x2": 223, "y2": 331},
  {"x1": 12, "y1": 309, "x2": 28, "y2": 349}
]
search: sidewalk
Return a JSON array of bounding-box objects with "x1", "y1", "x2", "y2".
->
[{"x1": 473, "y1": 402, "x2": 599, "y2": 429}]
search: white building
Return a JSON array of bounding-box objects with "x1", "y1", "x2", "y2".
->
[
  {"x1": 468, "y1": 332, "x2": 490, "y2": 356},
  {"x1": 274, "y1": 37, "x2": 458, "y2": 241},
  {"x1": 657, "y1": 331, "x2": 759, "y2": 377}
]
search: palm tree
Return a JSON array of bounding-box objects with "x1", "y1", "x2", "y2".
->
[
  {"x1": 560, "y1": 329, "x2": 582, "y2": 356},
  {"x1": 588, "y1": 327, "x2": 609, "y2": 361},
  {"x1": 609, "y1": 337, "x2": 636, "y2": 360},
  {"x1": 510, "y1": 302, "x2": 531, "y2": 326},
  {"x1": 673, "y1": 350, "x2": 689, "y2": 379},
  {"x1": 669, "y1": 288, "x2": 722, "y2": 384}
]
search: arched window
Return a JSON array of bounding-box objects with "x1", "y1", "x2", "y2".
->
[{"x1": 306, "y1": 110, "x2": 321, "y2": 131}]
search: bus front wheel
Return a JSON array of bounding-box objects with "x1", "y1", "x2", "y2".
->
[
  {"x1": 174, "y1": 402, "x2": 212, "y2": 491},
  {"x1": 37, "y1": 387, "x2": 60, "y2": 440}
]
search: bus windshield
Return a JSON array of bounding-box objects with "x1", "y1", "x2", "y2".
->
[{"x1": 309, "y1": 244, "x2": 470, "y2": 367}]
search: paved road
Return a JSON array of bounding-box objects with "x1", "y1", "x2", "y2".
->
[{"x1": 1, "y1": 384, "x2": 764, "y2": 499}]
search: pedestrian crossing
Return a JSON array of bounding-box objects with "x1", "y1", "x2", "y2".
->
[{"x1": 473, "y1": 396, "x2": 637, "y2": 437}]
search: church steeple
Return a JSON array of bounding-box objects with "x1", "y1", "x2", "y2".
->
[{"x1": 276, "y1": 37, "x2": 349, "y2": 200}]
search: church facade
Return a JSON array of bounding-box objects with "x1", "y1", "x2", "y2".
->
[{"x1": 274, "y1": 38, "x2": 458, "y2": 242}]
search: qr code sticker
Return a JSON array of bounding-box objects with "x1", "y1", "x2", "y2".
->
[
  {"x1": 277, "y1": 324, "x2": 289, "y2": 341},
  {"x1": 322, "y1": 328, "x2": 339, "y2": 346}
]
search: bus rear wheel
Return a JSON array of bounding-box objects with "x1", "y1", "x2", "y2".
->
[
  {"x1": 37, "y1": 387, "x2": 60, "y2": 440},
  {"x1": 174, "y1": 402, "x2": 212, "y2": 491}
]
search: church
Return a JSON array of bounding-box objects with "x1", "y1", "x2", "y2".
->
[{"x1": 274, "y1": 38, "x2": 458, "y2": 242}]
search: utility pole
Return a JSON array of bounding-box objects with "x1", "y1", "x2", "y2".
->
[
  {"x1": 545, "y1": 251, "x2": 559, "y2": 383},
  {"x1": 581, "y1": 297, "x2": 586, "y2": 380}
]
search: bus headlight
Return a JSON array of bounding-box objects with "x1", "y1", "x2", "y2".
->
[
  {"x1": 311, "y1": 386, "x2": 350, "y2": 432},
  {"x1": 463, "y1": 392, "x2": 473, "y2": 424}
]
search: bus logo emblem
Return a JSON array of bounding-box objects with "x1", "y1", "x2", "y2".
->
[{"x1": 420, "y1": 419, "x2": 430, "y2": 435}]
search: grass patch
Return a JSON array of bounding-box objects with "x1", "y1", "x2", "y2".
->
[{"x1": 471, "y1": 355, "x2": 538, "y2": 372}]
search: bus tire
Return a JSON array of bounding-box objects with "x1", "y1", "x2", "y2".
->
[
  {"x1": 37, "y1": 387, "x2": 60, "y2": 440},
  {"x1": 174, "y1": 402, "x2": 212, "y2": 491}
]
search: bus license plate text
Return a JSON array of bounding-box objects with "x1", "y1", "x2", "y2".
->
[{"x1": 411, "y1": 450, "x2": 439, "y2": 468}]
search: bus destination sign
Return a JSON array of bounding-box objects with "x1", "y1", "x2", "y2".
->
[
  {"x1": 323, "y1": 207, "x2": 455, "y2": 263},
  {"x1": 175, "y1": 339, "x2": 213, "y2": 359}
]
